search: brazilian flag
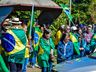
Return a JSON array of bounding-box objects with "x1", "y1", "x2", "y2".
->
[
  {"x1": 90, "y1": 34, "x2": 96, "y2": 52},
  {"x1": 70, "y1": 32, "x2": 80, "y2": 55},
  {"x1": 1, "y1": 29, "x2": 27, "y2": 64},
  {"x1": 33, "y1": 26, "x2": 42, "y2": 51}
]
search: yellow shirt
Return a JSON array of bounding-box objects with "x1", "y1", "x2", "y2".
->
[
  {"x1": 55, "y1": 30, "x2": 62, "y2": 45},
  {"x1": 25, "y1": 47, "x2": 29, "y2": 58},
  {"x1": 25, "y1": 39, "x2": 29, "y2": 58}
]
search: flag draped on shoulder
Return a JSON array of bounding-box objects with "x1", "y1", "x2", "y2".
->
[
  {"x1": 60, "y1": 4, "x2": 73, "y2": 22},
  {"x1": 1, "y1": 29, "x2": 27, "y2": 64},
  {"x1": 70, "y1": 32, "x2": 80, "y2": 55}
]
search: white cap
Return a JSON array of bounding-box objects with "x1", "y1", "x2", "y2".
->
[
  {"x1": 71, "y1": 26, "x2": 77, "y2": 30},
  {"x1": 61, "y1": 25, "x2": 65, "y2": 29}
]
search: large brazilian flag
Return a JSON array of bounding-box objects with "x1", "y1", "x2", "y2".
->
[
  {"x1": 1, "y1": 29, "x2": 27, "y2": 64},
  {"x1": 70, "y1": 32, "x2": 80, "y2": 55}
]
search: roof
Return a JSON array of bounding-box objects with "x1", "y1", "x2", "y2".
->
[
  {"x1": 0, "y1": 0, "x2": 62, "y2": 25},
  {"x1": 0, "y1": 0, "x2": 61, "y2": 10}
]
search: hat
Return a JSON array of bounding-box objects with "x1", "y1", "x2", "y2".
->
[
  {"x1": 9, "y1": 18, "x2": 22, "y2": 24},
  {"x1": 61, "y1": 25, "x2": 65, "y2": 29},
  {"x1": 88, "y1": 25, "x2": 92, "y2": 28},
  {"x1": 71, "y1": 26, "x2": 77, "y2": 30},
  {"x1": 44, "y1": 29, "x2": 51, "y2": 34}
]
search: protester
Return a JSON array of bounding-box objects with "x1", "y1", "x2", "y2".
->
[
  {"x1": 38, "y1": 29, "x2": 55, "y2": 72},
  {"x1": 57, "y1": 33, "x2": 73, "y2": 63},
  {"x1": 22, "y1": 21, "x2": 30, "y2": 72},
  {"x1": 1, "y1": 18, "x2": 27, "y2": 72},
  {"x1": 55, "y1": 25, "x2": 65, "y2": 48},
  {"x1": 84, "y1": 26, "x2": 93, "y2": 44},
  {"x1": 29, "y1": 23, "x2": 44, "y2": 68},
  {"x1": 65, "y1": 25, "x2": 71, "y2": 33},
  {"x1": 78, "y1": 34, "x2": 86, "y2": 57},
  {"x1": 70, "y1": 26, "x2": 80, "y2": 58}
]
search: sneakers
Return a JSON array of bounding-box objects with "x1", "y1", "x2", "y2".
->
[{"x1": 35, "y1": 64, "x2": 41, "y2": 68}]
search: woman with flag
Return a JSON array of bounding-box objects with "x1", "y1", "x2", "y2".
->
[{"x1": 38, "y1": 29, "x2": 55, "y2": 72}]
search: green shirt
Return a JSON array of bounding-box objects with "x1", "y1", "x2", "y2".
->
[{"x1": 38, "y1": 37, "x2": 55, "y2": 67}]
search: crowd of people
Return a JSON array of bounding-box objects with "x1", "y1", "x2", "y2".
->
[{"x1": 0, "y1": 17, "x2": 96, "y2": 72}]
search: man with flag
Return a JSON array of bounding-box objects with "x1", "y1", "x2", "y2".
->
[
  {"x1": 29, "y1": 22, "x2": 44, "y2": 68},
  {"x1": 70, "y1": 26, "x2": 80, "y2": 58},
  {"x1": 1, "y1": 17, "x2": 27, "y2": 72}
]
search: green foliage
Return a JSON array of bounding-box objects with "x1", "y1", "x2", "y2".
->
[
  {"x1": 9, "y1": 0, "x2": 96, "y2": 41},
  {"x1": 50, "y1": 0, "x2": 96, "y2": 41}
]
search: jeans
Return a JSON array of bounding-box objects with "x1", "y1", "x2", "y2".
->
[
  {"x1": 8, "y1": 62, "x2": 22, "y2": 72},
  {"x1": 49, "y1": 60, "x2": 52, "y2": 72},
  {"x1": 80, "y1": 50, "x2": 85, "y2": 57},
  {"x1": 29, "y1": 51, "x2": 38, "y2": 66},
  {"x1": 42, "y1": 60, "x2": 52, "y2": 72},
  {"x1": 57, "y1": 56, "x2": 72, "y2": 64},
  {"x1": 22, "y1": 58, "x2": 29, "y2": 72}
]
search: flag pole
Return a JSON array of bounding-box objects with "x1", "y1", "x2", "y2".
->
[
  {"x1": 29, "y1": 4, "x2": 34, "y2": 38},
  {"x1": 28, "y1": 4, "x2": 34, "y2": 52},
  {"x1": 69, "y1": 0, "x2": 71, "y2": 26}
]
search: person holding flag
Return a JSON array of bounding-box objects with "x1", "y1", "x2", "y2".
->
[
  {"x1": 38, "y1": 29, "x2": 55, "y2": 72},
  {"x1": 1, "y1": 17, "x2": 27, "y2": 72},
  {"x1": 29, "y1": 22, "x2": 44, "y2": 68}
]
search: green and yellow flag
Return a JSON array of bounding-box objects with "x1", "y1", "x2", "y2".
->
[
  {"x1": 2, "y1": 29, "x2": 27, "y2": 64},
  {"x1": 70, "y1": 32, "x2": 80, "y2": 55},
  {"x1": 60, "y1": 4, "x2": 73, "y2": 22},
  {"x1": 33, "y1": 26, "x2": 43, "y2": 51}
]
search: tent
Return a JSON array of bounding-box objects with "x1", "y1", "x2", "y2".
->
[{"x1": 0, "y1": 0, "x2": 62, "y2": 25}]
